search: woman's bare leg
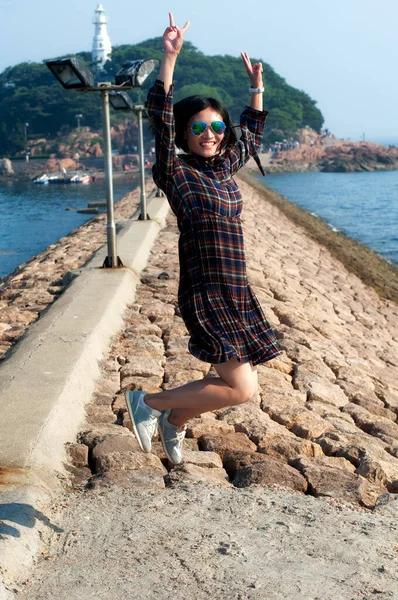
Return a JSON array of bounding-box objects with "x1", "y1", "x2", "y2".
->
[{"x1": 144, "y1": 359, "x2": 258, "y2": 428}]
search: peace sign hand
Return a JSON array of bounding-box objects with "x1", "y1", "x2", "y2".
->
[
  {"x1": 163, "y1": 12, "x2": 190, "y2": 55},
  {"x1": 240, "y1": 52, "x2": 263, "y2": 88}
]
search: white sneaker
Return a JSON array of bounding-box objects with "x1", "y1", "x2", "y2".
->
[
  {"x1": 125, "y1": 391, "x2": 160, "y2": 453},
  {"x1": 158, "y1": 409, "x2": 186, "y2": 465}
]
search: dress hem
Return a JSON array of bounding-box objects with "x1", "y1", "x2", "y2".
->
[{"x1": 188, "y1": 345, "x2": 283, "y2": 367}]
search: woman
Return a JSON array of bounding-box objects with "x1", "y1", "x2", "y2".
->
[{"x1": 126, "y1": 13, "x2": 281, "y2": 465}]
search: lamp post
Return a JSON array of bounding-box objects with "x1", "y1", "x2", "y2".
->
[
  {"x1": 75, "y1": 113, "x2": 83, "y2": 130},
  {"x1": 46, "y1": 57, "x2": 158, "y2": 268},
  {"x1": 24, "y1": 122, "x2": 29, "y2": 143},
  {"x1": 109, "y1": 92, "x2": 148, "y2": 220}
]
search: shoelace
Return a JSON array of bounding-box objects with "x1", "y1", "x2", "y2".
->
[{"x1": 169, "y1": 428, "x2": 186, "y2": 445}]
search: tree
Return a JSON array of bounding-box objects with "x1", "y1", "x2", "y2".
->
[{"x1": 0, "y1": 40, "x2": 324, "y2": 155}]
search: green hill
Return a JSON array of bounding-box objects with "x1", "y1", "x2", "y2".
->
[{"x1": 0, "y1": 37, "x2": 324, "y2": 156}]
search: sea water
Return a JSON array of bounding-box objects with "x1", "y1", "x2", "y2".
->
[
  {"x1": 260, "y1": 170, "x2": 398, "y2": 266},
  {"x1": 0, "y1": 177, "x2": 138, "y2": 279}
]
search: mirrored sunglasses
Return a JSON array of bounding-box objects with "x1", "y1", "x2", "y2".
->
[{"x1": 191, "y1": 120, "x2": 226, "y2": 136}]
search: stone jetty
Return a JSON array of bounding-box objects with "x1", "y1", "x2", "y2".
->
[
  {"x1": 2, "y1": 173, "x2": 398, "y2": 599},
  {"x1": 0, "y1": 184, "x2": 143, "y2": 360},
  {"x1": 61, "y1": 175, "x2": 398, "y2": 505}
]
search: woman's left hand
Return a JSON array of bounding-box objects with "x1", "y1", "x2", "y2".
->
[{"x1": 241, "y1": 52, "x2": 263, "y2": 88}]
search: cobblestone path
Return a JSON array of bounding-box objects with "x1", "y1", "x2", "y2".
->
[{"x1": 66, "y1": 175, "x2": 398, "y2": 506}]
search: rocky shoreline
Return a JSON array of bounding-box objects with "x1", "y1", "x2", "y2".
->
[{"x1": 258, "y1": 139, "x2": 398, "y2": 174}]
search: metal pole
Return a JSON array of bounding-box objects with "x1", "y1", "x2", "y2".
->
[
  {"x1": 101, "y1": 89, "x2": 118, "y2": 267},
  {"x1": 136, "y1": 107, "x2": 147, "y2": 220}
]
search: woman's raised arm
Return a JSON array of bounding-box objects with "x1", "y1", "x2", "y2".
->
[
  {"x1": 240, "y1": 52, "x2": 264, "y2": 112},
  {"x1": 159, "y1": 12, "x2": 190, "y2": 94}
]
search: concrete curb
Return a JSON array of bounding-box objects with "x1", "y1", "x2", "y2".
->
[{"x1": 0, "y1": 192, "x2": 169, "y2": 597}]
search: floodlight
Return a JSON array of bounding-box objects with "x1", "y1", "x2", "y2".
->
[
  {"x1": 114, "y1": 59, "x2": 158, "y2": 87},
  {"x1": 46, "y1": 57, "x2": 94, "y2": 89},
  {"x1": 109, "y1": 91, "x2": 134, "y2": 110}
]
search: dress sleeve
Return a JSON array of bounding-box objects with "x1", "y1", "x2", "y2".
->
[
  {"x1": 145, "y1": 79, "x2": 176, "y2": 194},
  {"x1": 226, "y1": 106, "x2": 268, "y2": 176}
]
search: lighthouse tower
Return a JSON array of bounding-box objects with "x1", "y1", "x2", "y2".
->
[{"x1": 92, "y1": 4, "x2": 112, "y2": 71}]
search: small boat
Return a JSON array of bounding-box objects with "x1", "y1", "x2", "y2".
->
[
  {"x1": 33, "y1": 174, "x2": 50, "y2": 184},
  {"x1": 70, "y1": 174, "x2": 92, "y2": 184},
  {"x1": 33, "y1": 171, "x2": 93, "y2": 185}
]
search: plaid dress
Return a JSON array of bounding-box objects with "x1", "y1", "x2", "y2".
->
[{"x1": 146, "y1": 80, "x2": 281, "y2": 365}]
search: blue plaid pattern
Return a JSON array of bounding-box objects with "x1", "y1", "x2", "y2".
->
[{"x1": 146, "y1": 80, "x2": 281, "y2": 365}]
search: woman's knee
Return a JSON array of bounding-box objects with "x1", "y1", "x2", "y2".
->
[
  {"x1": 213, "y1": 359, "x2": 258, "y2": 406},
  {"x1": 231, "y1": 380, "x2": 258, "y2": 405}
]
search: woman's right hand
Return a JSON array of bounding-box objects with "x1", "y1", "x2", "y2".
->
[{"x1": 163, "y1": 12, "x2": 190, "y2": 55}]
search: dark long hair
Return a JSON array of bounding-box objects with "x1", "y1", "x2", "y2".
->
[{"x1": 173, "y1": 95, "x2": 237, "y2": 154}]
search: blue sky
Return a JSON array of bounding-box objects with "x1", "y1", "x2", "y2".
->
[{"x1": 1, "y1": 0, "x2": 397, "y2": 142}]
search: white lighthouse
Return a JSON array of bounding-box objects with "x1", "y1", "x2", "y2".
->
[{"x1": 92, "y1": 4, "x2": 112, "y2": 71}]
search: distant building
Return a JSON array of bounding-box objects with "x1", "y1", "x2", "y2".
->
[{"x1": 92, "y1": 4, "x2": 112, "y2": 71}]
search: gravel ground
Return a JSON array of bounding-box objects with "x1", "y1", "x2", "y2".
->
[{"x1": 18, "y1": 484, "x2": 398, "y2": 600}]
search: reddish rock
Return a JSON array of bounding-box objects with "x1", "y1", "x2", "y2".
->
[
  {"x1": 85, "y1": 405, "x2": 116, "y2": 425},
  {"x1": 198, "y1": 433, "x2": 257, "y2": 458},
  {"x1": 163, "y1": 369, "x2": 204, "y2": 388},
  {"x1": 125, "y1": 334, "x2": 164, "y2": 357},
  {"x1": 219, "y1": 403, "x2": 293, "y2": 444},
  {"x1": 164, "y1": 354, "x2": 211, "y2": 378},
  {"x1": 289, "y1": 409, "x2": 333, "y2": 439},
  {"x1": 95, "y1": 451, "x2": 166, "y2": 474},
  {"x1": 162, "y1": 323, "x2": 190, "y2": 344},
  {"x1": 256, "y1": 364, "x2": 293, "y2": 390},
  {"x1": 140, "y1": 300, "x2": 175, "y2": 321},
  {"x1": 260, "y1": 390, "x2": 307, "y2": 424},
  {"x1": 293, "y1": 457, "x2": 385, "y2": 507},
  {"x1": 233, "y1": 458, "x2": 308, "y2": 492},
  {"x1": 355, "y1": 456, "x2": 398, "y2": 489},
  {"x1": 183, "y1": 451, "x2": 223, "y2": 469},
  {"x1": 186, "y1": 418, "x2": 235, "y2": 439},
  {"x1": 67, "y1": 443, "x2": 89, "y2": 468},
  {"x1": 257, "y1": 433, "x2": 323, "y2": 462},
  {"x1": 306, "y1": 380, "x2": 348, "y2": 408},
  {"x1": 120, "y1": 356, "x2": 164, "y2": 382},
  {"x1": 315, "y1": 431, "x2": 398, "y2": 487},
  {"x1": 293, "y1": 359, "x2": 336, "y2": 392},
  {"x1": 120, "y1": 376, "x2": 163, "y2": 394},
  {"x1": 91, "y1": 392, "x2": 114, "y2": 407},
  {"x1": 343, "y1": 403, "x2": 398, "y2": 442},
  {"x1": 111, "y1": 394, "x2": 128, "y2": 415},
  {"x1": 352, "y1": 397, "x2": 396, "y2": 422},
  {"x1": 223, "y1": 450, "x2": 272, "y2": 478},
  {"x1": 165, "y1": 336, "x2": 190, "y2": 357},
  {"x1": 92, "y1": 434, "x2": 141, "y2": 471},
  {"x1": 78, "y1": 425, "x2": 131, "y2": 449}
]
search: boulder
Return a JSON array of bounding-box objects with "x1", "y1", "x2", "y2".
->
[
  {"x1": 199, "y1": 432, "x2": 257, "y2": 458},
  {"x1": 293, "y1": 456, "x2": 385, "y2": 507},
  {"x1": 233, "y1": 458, "x2": 308, "y2": 492},
  {"x1": 0, "y1": 158, "x2": 14, "y2": 174},
  {"x1": 257, "y1": 433, "x2": 323, "y2": 462}
]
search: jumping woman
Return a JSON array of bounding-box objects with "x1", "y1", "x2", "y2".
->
[{"x1": 126, "y1": 12, "x2": 281, "y2": 465}]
